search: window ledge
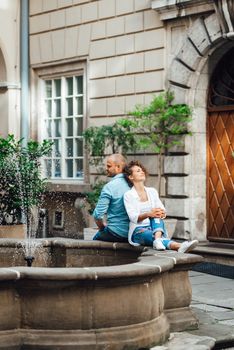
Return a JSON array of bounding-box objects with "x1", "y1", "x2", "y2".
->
[
  {"x1": 151, "y1": 0, "x2": 214, "y2": 20},
  {"x1": 46, "y1": 181, "x2": 91, "y2": 193}
]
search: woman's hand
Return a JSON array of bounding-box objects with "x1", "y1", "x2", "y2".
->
[
  {"x1": 137, "y1": 208, "x2": 166, "y2": 222},
  {"x1": 148, "y1": 208, "x2": 166, "y2": 219}
]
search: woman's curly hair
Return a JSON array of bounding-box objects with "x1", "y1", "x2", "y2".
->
[{"x1": 123, "y1": 160, "x2": 148, "y2": 186}]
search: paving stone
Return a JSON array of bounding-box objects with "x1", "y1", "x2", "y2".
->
[
  {"x1": 192, "y1": 304, "x2": 229, "y2": 313},
  {"x1": 209, "y1": 311, "x2": 234, "y2": 321},
  {"x1": 150, "y1": 332, "x2": 215, "y2": 350},
  {"x1": 191, "y1": 308, "x2": 217, "y2": 325},
  {"x1": 189, "y1": 322, "x2": 234, "y2": 343},
  {"x1": 218, "y1": 319, "x2": 234, "y2": 326}
]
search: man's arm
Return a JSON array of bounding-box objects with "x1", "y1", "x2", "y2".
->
[{"x1": 93, "y1": 185, "x2": 111, "y2": 230}]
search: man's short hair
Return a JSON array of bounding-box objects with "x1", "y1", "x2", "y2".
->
[{"x1": 107, "y1": 154, "x2": 127, "y2": 167}]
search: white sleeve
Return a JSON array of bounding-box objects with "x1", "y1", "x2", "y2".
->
[
  {"x1": 124, "y1": 191, "x2": 139, "y2": 224},
  {"x1": 151, "y1": 188, "x2": 166, "y2": 211}
]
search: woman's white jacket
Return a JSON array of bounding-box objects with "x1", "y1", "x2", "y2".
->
[{"x1": 124, "y1": 186, "x2": 166, "y2": 246}]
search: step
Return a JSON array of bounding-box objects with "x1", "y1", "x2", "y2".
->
[{"x1": 192, "y1": 242, "x2": 234, "y2": 266}]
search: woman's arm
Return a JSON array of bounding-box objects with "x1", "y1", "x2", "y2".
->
[
  {"x1": 137, "y1": 208, "x2": 166, "y2": 222},
  {"x1": 125, "y1": 193, "x2": 166, "y2": 224},
  {"x1": 124, "y1": 191, "x2": 140, "y2": 224}
]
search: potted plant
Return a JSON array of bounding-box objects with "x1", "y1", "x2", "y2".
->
[{"x1": 0, "y1": 134, "x2": 53, "y2": 238}]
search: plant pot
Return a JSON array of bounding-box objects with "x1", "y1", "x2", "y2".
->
[{"x1": 0, "y1": 224, "x2": 26, "y2": 239}]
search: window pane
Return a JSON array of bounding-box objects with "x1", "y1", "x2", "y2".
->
[
  {"x1": 45, "y1": 100, "x2": 52, "y2": 118},
  {"x1": 44, "y1": 159, "x2": 52, "y2": 177},
  {"x1": 54, "y1": 159, "x2": 61, "y2": 177},
  {"x1": 75, "y1": 159, "x2": 83, "y2": 178},
  {"x1": 54, "y1": 119, "x2": 61, "y2": 137},
  {"x1": 45, "y1": 120, "x2": 52, "y2": 138},
  {"x1": 76, "y1": 76, "x2": 83, "y2": 94},
  {"x1": 66, "y1": 138, "x2": 73, "y2": 157},
  {"x1": 66, "y1": 77, "x2": 73, "y2": 95},
  {"x1": 53, "y1": 139, "x2": 61, "y2": 157},
  {"x1": 66, "y1": 159, "x2": 73, "y2": 177},
  {"x1": 66, "y1": 118, "x2": 73, "y2": 136},
  {"x1": 54, "y1": 79, "x2": 61, "y2": 97},
  {"x1": 76, "y1": 117, "x2": 83, "y2": 136},
  {"x1": 45, "y1": 80, "x2": 52, "y2": 98},
  {"x1": 77, "y1": 96, "x2": 83, "y2": 115},
  {"x1": 43, "y1": 74, "x2": 84, "y2": 180},
  {"x1": 55, "y1": 99, "x2": 61, "y2": 117},
  {"x1": 75, "y1": 138, "x2": 83, "y2": 156},
  {"x1": 66, "y1": 97, "x2": 73, "y2": 116}
]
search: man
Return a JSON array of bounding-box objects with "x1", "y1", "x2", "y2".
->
[{"x1": 93, "y1": 154, "x2": 130, "y2": 242}]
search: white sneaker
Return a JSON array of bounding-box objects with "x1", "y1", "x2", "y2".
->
[
  {"x1": 178, "y1": 240, "x2": 198, "y2": 253},
  {"x1": 153, "y1": 239, "x2": 166, "y2": 251}
]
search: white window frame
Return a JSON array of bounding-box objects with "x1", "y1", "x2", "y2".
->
[{"x1": 34, "y1": 61, "x2": 87, "y2": 184}]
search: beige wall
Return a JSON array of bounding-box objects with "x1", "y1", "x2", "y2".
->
[
  {"x1": 29, "y1": 0, "x2": 165, "y2": 126},
  {"x1": 0, "y1": 0, "x2": 20, "y2": 138}
]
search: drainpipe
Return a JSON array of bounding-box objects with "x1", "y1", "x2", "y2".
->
[{"x1": 20, "y1": 0, "x2": 29, "y2": 145}]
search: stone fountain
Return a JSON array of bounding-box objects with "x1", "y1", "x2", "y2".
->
[{"x1": 0, "y1": 238, "x2": 202, "y2": 350}]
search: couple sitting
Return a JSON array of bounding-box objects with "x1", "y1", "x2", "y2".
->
[{"x1": 92, "y1": 154, "x2": 198, "y2": 253}]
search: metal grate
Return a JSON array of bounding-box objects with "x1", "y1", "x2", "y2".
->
[{"x1": 192, "y1": 262, "x2": 234, "y2": 279}]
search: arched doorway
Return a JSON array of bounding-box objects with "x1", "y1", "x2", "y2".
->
[{"x1": 207, "y1": 47, "x2": 234, "y2": 242}]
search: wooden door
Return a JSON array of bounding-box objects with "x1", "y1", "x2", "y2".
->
[{"x1": 207, "y1": 111, "x2": 234, "y2": 242}]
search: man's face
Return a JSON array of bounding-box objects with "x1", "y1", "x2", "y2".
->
[{"x1": 106, "y1": 160, "x2": 119, "y2": 177}]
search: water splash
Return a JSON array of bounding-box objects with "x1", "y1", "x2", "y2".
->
[{"x1": 3, "y1": 153, "x2": 44, "y2": 266}]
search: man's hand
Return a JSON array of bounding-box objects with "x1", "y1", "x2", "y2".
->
[{"x1": 95, "y1": 219, "x2": 106, "y2": 231}]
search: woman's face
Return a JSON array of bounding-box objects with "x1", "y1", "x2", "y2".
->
[{"x1": 129, "y1": 165, "x2": 146, "y2": 183}]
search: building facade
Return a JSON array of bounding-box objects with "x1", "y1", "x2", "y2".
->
[{"x1": 0, "y1": 0, "x2": 233, "y2": 242}]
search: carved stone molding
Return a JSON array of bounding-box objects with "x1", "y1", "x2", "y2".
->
[
  {"x1": 214, "y1": 0, "x2": 234, "y2": 38},
  {"x1": 152, "y1": 2, "x2": 234, "y2": 103},
  {"x1": 151, "y1": 0, "x2": 214, "y2": 21},
  {"x1": 167, "y1": 12, "x2": 223, "y2": 103}
]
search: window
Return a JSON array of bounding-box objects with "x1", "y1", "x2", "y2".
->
[
  {"x1": 43, "y1": 75, "x2": 84, "y2": 180},
  {"x1": 52, "y1": 210, "x2": 64, "y2": 229}
]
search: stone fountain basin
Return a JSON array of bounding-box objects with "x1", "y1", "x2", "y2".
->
[{"x1": 0, "y1": 238, "x2": 202, "y2": 350}]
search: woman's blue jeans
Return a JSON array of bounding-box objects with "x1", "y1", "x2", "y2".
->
[{"x1": 132, "y1": 218, "x2": 173, "y2": 249}]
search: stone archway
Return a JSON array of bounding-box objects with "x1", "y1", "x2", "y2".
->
[{"x1": 167, "y1": 6, "x2": 234, "y2": 242}]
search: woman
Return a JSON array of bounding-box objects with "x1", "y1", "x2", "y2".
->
[{"x1": 123, "y1": 160, "x2": 198, "y2": 252}]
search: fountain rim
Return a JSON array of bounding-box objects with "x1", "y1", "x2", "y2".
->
[{"x1": 0, "y1": 238, "x2": 202, "y2": 281}]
